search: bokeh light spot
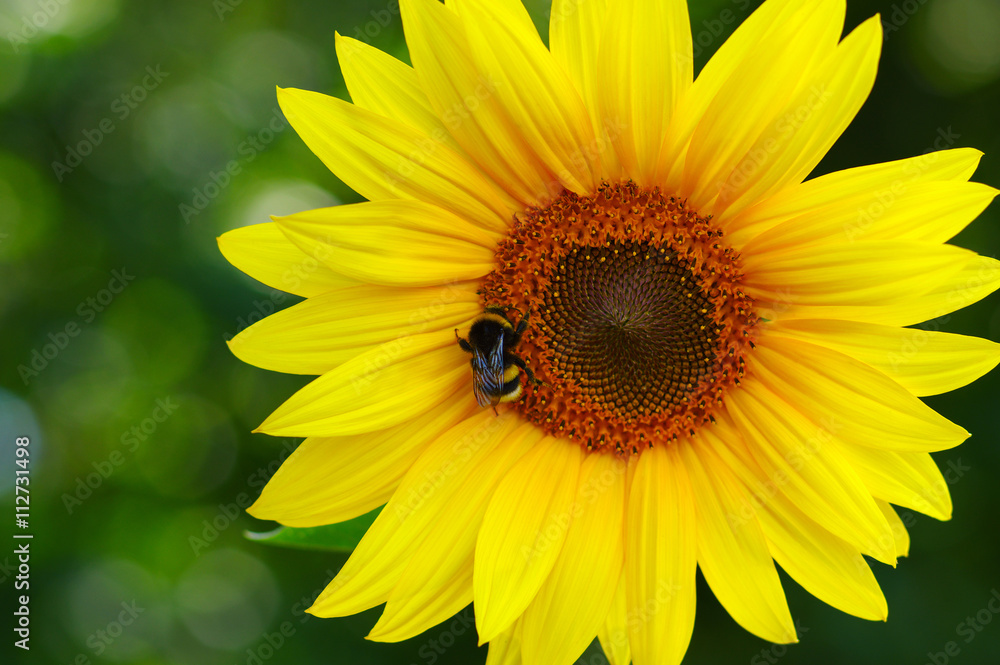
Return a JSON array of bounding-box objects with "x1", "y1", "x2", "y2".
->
[
  {"x1": 0, "y1": 387, "x2": 42, "y2": 496},
  {"x1": 133, "y1": 395, "x2": 239, "y2": 500},
  {"x1": 65, "y1": 558, "x2": 168, "y2": 662},
  {"x1": 101, "y1": 278, "x2": 209, "y2": 387},
  {"x1": 0, "y1": 151, "x2": 59, "y2": 263},
  {"x1": 232, "y1": 178, "x2": 339, "y2": 232},
  {"x1": 917, "y1": 0, "x2": 1000, "y2": 91},
  {"x1": 175, "y1": 548, "x2": 280, "y2": 650}
]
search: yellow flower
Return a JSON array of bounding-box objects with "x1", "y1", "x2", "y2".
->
[{"x1": 219, "y1": 0, "x2": 1000, "y2": 663}]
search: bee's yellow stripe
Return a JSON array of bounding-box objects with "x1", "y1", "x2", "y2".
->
[
  {"x1": 498, "y1": 381, "x2": 523, "y2": 403},
  {"x1": 480, "y1": 312, "x2": 514, "y2": 330}
]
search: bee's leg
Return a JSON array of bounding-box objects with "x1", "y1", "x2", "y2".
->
[
  {"x1": 513, "y1": 310, "x2": 530, "y2": 337},
  {"x1": 455, "y1": 329, "x2": 473, "y2": 353},
  {"x1": 504, "y1": 310, "x2": 529, "y2": 347},
  {"x1": 509, "y1": 352, "x2": 542, "y2": 384}
]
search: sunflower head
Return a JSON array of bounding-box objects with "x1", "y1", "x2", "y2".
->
[
  {"x1": 219, "y1": 1, "x2": 1000, "y2": 664},
  {"x1": 483, "y1": 180, "x2": 758, "y2": 453}
]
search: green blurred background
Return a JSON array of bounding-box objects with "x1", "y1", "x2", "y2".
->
[{"x1": 2, "y1": 0, "x2": 1000, "y2": 663}]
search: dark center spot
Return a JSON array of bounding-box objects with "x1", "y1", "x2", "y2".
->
[{"x1": 542, "y1": 242, "x2": 717, "y2": 420}]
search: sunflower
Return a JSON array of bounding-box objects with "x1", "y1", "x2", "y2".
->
[{"x1": 218, "y1": 0, "x2": 1000, "y2": 663}]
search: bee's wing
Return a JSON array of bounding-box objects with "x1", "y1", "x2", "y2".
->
[{"x1": 470, "y1": 339, "x2": 507, "y2": 407}]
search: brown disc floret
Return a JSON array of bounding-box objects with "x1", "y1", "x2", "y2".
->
[{"x1": 480, "y1": 180, "x2": 758, "y2": 454}]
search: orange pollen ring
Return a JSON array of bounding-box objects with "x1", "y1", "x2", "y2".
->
[{"x1": 480, "y1": 180, "x2": 758, "y2": 454}]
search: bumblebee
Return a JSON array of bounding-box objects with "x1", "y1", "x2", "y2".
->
[{"x1": 455, "y1": 306, "x2": 539, "y2": 410}]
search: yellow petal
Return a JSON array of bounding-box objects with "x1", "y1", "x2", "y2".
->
[
  {"x1": 375, "y1": 563, "x2": 473, "y2": 644},
  {"x1": 336, "y1": 33, "x2": 460, "y2": 152},
  {"x1": 858, "y1": 255, "x2": 1000, "y2": 326},
  {"x1": 625, "y1": 444, "x2": 697, "y2": 665},
  {"x1": 709, "y1": 422, "x2": 888, "y2": 621},
  {"x1": 726, "y1": 378, "x2": 896, "y2": 565},
  {"x1": 486, "y1": 619, "x2": 523, "y2": 665},
  {"x1": 680, "y1": 0, "x2": 845, "y2": 210},
  {"x1": 521, "y1": 453, "x2": 626, "y2": 665},
  {"x1": 768, "y1": 319, "x2": 1000, "y2": 396},
  {"x1": 597, "y1": 0, "x2": 692, "y2": 184},
  {"x1": 877, "y1": 500, "x2": 911, "y2": 558},
  {"x1": 400, "y1": 0, "x2": 557, "y2": 205},
  {"x1": 753, "y1": 254, "x2": 1000, "y2": 326},
  {"x1": 229, "y1": 282, "x2": 480, "y2": 375},
  {"x1": 832, "y1": 445, "x2": 951, "y2": 520},
  {"x1": 680, "y1": 439, "x2": 796, "y2": 643},
  {"x1": 743, "y1": 182, "x2": 997, "y2": 255},
  {"x1": 549, "y1": 0, "x2": 623, "y2": 180},
  {"x1": 474, "y1": 437, "x2": 584, "y2": 643},
  {"x1": 726, "y1": 147, "x2": 985, "y2": 245},
  {"x1": 454, "y1": 0, "x2": 599, "y2": 195},
  {"x1": 370, "y1": 423, "x2": 541, "y2": 642},
  {"x1": 335, "y1": 32, "x2": 525, "y2": 216},
  {"x1": 744, "y1": 241, "x2": 976, "y2": 312},
  {"x1": 752, "y1": 333, "x2": 970, "y2": 452},
  {"x1": 309, "y1": 409, "x2": 522, "y2": 617},
  {"x1": 248, "y1": 396, "x2": 478, "y2": 526},
  {"x1": 273, "y1": 200, "x2": 496, "y2": 287},
  {"x1": 658, "y1": 0, "x2": 810, "y2": 187},
  {"x1": 257, "y1": 330, "x2": 469, "y2": 437},
  {"x1": 277, "y1": 86, "x2": 514, "y2": 230},
  {"x1": 713, "y1": 16, "x2": 883, "y2": 219},
  {"x1": 596, "y1": 576, "x2": 631, "y2": 665},
  {"x1": 218, "y1": 222, "x2": 356, "y2": 297}
]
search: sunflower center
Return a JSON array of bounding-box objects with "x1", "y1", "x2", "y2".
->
[
  {"x1": 480, "y1": 181, "x2": 757, "y2": 454},
  {"x1": 544, "y1": 242, "x2": 719, "y2": 417}
]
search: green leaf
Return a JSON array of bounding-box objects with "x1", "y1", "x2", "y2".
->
[{"x1": 245, "y1": 507, "x2": 381, "y2": 552}]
